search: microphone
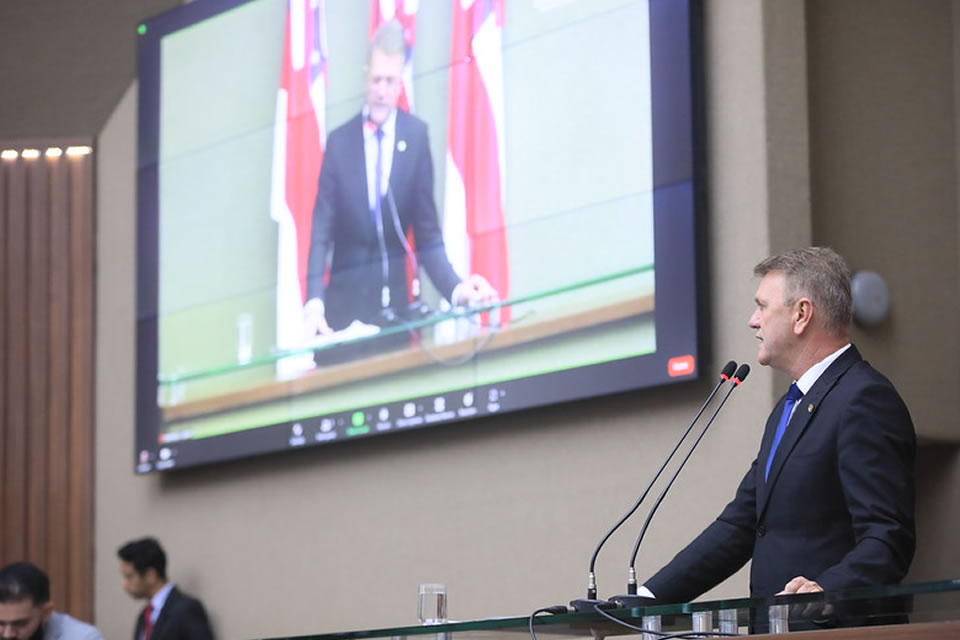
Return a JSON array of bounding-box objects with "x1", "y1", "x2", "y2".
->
[
  {"x1": 386, "y1": 188, "x2": 432, "y2": 319},
  {"x1": 569, "y1": 361, "x2": 739, "y2": 613},
  {"x1": 373, "y1": 185, "x2": 395, "y2": 324},
  {"x1": 610, "y1": 364, "x2": 750, "y2": 608}
]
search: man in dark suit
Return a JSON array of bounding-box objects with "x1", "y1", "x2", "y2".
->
[
  {"x1": 303, "y1": 20, "x2": 496, "y2": 337},
  {"x1": 643, "y1": 247, "x2": 916, "y2": 613},
  {"x1": 117, "y1": 538, "x2": 213, "y2": 640}
]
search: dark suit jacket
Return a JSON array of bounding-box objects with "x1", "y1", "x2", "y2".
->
[
  {"x1": 645, "y1": 345, "x2": 916, "y2": 604},
  {"x1": 133, "y1": 586, "x2": 213, "y2": 640},
  {"x1": 306, "y1": 110, "x2": 461, "y2": 330}
]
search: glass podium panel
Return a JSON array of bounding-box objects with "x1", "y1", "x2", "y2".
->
[
  {"x1": 157, "y1": 264, "x2": 654, "y2": 390},
  {"x1": 153, "y1": 263, "x2": 657, "y2": 450},
  {"x1": 255, "y1": 580, "x2": 960, "y2": 640}
]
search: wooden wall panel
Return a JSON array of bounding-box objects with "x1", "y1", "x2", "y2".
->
[
  {"x1": 46, "y1": 155, "x2": 72, "y2": 613},
  {"x1": 5, "y1": 158, "x2": 28, "y2": 563},
  {"x1": 0, "y1": 139, "x2": 95, "y2": 623},
  {"x1": 27, "y1": 158, "x2": 50, "y2": 564},
  {"x1": 67, "y1": 152, "x2": 95, "y2": 619},
  {"x1": 0, "y1": 154, "x2": 5, "y2": 561}
]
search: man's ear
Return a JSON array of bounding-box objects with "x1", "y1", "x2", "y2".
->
[
  {"x1": 41, "y1": 601, "x2": 54, "y2": 623},
  {"x1": 793, "y1": 298, "x2": 814, "y2": 334},
  {"x1": 144, "y1": 567, "x2": 159, "y2": 585}
]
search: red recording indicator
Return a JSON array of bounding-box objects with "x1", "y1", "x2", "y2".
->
[{"x1": 667, "y1": 355, "x2": 696, "y2": 377}]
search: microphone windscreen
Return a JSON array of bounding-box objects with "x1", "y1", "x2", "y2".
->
[
  {"x1": 733, "y1": 364, "x2": 751, "y2": 383},
  {"x1": 720, "y1": 360, "x2": 737, "y2": 380}
]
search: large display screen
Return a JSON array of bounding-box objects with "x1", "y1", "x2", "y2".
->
[{"x1": 135, "y1": 0, "x2": 704, "y2": 472}]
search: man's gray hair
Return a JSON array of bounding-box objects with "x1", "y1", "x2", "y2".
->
[
  {"x1": 754, "y1": 247, "x2": 852, "y2": 336},
  {"x1": 368, "y1": 20, "x2": 406, "y2": 63}
]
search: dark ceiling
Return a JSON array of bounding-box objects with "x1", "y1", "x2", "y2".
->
[{"x1": 0, "y1": 0, "x2": 181, "y2": 140}]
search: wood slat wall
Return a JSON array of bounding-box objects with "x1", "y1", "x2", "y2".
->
[{"x1": 0, "y1": 139, "x2": 95, "y2": 622}]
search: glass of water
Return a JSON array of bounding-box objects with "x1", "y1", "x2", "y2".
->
[
  {"x1": 236, "y1": 312, "x2": 253, "y2": 365},
  {"x1": 417, "y1": 583, "x2": 447, "y2": 624}
]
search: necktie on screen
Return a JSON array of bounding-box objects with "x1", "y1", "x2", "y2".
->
[
  {"x1": 764, "y1": 383, "x2": 803, "y2": 481},
  {"x1": 373, "y1": 126, "x2": 385, "y2": 226},
  {"x1": 143, "y1": 603, "x2": 154, "y2": 640}
]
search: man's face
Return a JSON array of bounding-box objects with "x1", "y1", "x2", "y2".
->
[
  {"x1": 119, "y1": 560, "x2": 151, "y2": 600},
  {"x1": 748, "y1": 271, "x2": 799, "y2": 371},
  {"x1": 365, "y1": 48, "x2": 405, "y2": 125},
  {"x1": 0, "y1": 599, "x2": 51, "y2": 640}
]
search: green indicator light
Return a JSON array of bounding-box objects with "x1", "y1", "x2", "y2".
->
[
  {"x1": 351, "y1": 411, "x2": 365, "y2": 427},
  {"x1": 345, "y1": 425, "x2": 370, "y2": 437},
  {"x1": 137, "y1": 24, "x2": 147, "y2": 35}
]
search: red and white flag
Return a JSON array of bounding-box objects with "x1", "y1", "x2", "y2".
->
[
  {"x1": 270, "y1": 0, "x2": 328, "y2": 377},
  {"x1": 444, "y1": 0, "x2": 510, "y2": 324},
  {"x1": 369, "y1": 0, "x2": 417, "y2": 112}
]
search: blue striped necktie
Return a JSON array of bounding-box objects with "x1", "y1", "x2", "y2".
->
[{"x1": 765, "y1": 383, "x2": 803, "y2": 481}]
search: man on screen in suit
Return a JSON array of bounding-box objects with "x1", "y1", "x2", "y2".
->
[
  {"x1": 642, "y1": 247, "x2": 916, "y2": 613},
  {"x1": 303, "y1": 20, "x2": 497, "y2": 338},
  {"x1": 117, "y1": 538, "x2": 213, "y2": 640}
]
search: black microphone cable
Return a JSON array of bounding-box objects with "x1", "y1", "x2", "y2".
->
[
  {"x1": 373, "y1": 187, "x2": 394, "y2": 322},
  {"x1": 386, "y1": 187, "x2": 425, "y2": 307},
  {"x1": 527, "y1": 605, "x2": 570, "y2": 640},
  {"x1": 592, "y1": 603, "x2": 741, "y2": 638},
  {"x1": 527, "y1": 602, "x2": 742, "y2": 640},
  {"x1": 386, "y1": 186, "x2": 510, "y2": 366}
]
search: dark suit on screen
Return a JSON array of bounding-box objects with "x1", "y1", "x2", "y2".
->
[
  {"x1": 306, "y1": 109, "x2": 461, "y2": 331},
  {"x1": 133, "y1": 586, "x2": 213, "y2": 640},
  {"x1": 645, "y1": 344, "x2": 916, "y2": 603}
]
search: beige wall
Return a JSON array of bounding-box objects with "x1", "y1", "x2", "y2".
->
[
  {"x1": 0, "y1": 0, "x2": 179, "y2": 138},
  {"x1": 48, "y1": 0, "x2": 960, "y2": 637},
  {"x1": 911, "y1": 443, "x2": 960, "y2": 581},
  {"x1": 807, "y1": 0, "x2": 960, "y2": 442},
  {"x1": 804, "y1": 0, "x2": 960, "y2": 583}
]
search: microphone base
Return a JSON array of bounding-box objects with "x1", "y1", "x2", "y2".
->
[
  {"x1": 378, "y1": 307, "x2": 400, "y2": 325},
  {"x1": 569, "y1": 598, "x2": 619, "y2": 613},
  {"x1": 608, "y1": 594, "x2": 657, "y2": 609},
  {"x1": 408, "y1": 301, "x2": 433, "y2": 318}
]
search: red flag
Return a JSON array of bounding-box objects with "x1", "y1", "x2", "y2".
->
[
  {"x1": 444, "y1": 0, "x2": 510, "y2": 323},
  {"x1": 271, "y1": 0, "x2": 328, "y2": 375}
]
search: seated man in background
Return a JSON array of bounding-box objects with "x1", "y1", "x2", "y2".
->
[
  {"x1": 117, "y1": 538, "x2": 213, "y2": 640},
  {"x1": 0, "y1": 562, "x2": 103, "y2": 640}
]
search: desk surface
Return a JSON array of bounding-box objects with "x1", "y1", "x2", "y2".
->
[{"x1": 163, "y1": 295, "x2": 654, "y2": 423}]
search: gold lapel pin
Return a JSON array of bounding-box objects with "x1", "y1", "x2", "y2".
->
[{"x1": 807, "y1": 403, "x2": 814, "y2": 413}]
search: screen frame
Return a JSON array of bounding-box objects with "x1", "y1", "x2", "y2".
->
[{"x1": 134, "y1": 0, "x2": 707, "y2": 473}]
